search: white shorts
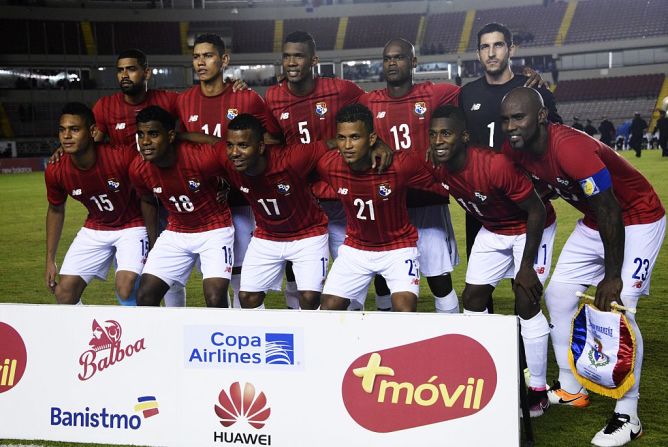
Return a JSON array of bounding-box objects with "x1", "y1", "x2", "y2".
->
[
  {"x1": 231, "y1": 206, "x2": 255, "y2": 268},
  {"x1": 409, "y1": 204, "x2": 459, "y2": 276},
  {"x1": 322, "y1": 245, "x2": 420, "y2": 307},
  {"x1": 551, "y1": 217, "x2": 665, "y2": 297},
  {"x1": 466, "y1": 222, "x2": 557, "y2": 287},
  {"x1": 320, "y1": 200, "x2": 346, "y2": 260},
  {"x1": 60, "y1": 226, "x2": 148, "y2": 284},
  {"x1": 241, "y1": 234, "x2": 329, "y2": 293},
  {"x1": 142, "y1": 227, "x2": 235, "y2": 287}
]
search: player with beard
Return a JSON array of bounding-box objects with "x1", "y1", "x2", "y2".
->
[
  {"x1": 359, "y1": 38, "x2": 460, "y2": 313},
  {"x1": 264, "y1": 30, "x2": 366, "y2": 309}
]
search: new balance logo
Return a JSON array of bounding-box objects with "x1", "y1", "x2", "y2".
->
[
  {"x1": 240, "y1": 186, "x2": 249, "y2": 193},
  {"x1": 376, "y1": 111, "x2": 386, "y2": 119},
  {"x1": 153, "y1": 187, "x2": 162, "y2": 193},
  {"x1": 441, "y1": 182, "x2": 450, "y2": 190},
  {"x1": 337, "y1": 188, "x2": 348, "y2": 195},
  {"x1": 188, "y1": 115, "x2": 199, "y2": 122},
  {"x1": 71, "y1": 189, "x2": 82, "y2": 196},
  {"x1": 115, "y1": 123, "x2": 126, "y2": 130},
  {"x1": 280, "y1": 112, "x2": 289, "y2": 120},
  {"x1": 474, "y1": 192, "x2": 487, "y2": 202},
  {"x1": 471, "y1": 104, "x2": 481, "y2": 111}
]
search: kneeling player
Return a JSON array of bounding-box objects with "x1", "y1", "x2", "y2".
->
[
  {"x1": 319, "y1": 104, "x2": 447, "y2": 312},
  {"x1": 429, "y1": 105, "x2": 555, "y2": 416},
  {"x1": 45, "y1": 102, "x2": 152, "y2": 305},
  {"x1": 129, "y1": 106, "x2": 234, "y2": 307}
]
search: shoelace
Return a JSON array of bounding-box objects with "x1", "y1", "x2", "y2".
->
[{"x1": 604, "y1": 413, "x2": 630, "y2": 434}]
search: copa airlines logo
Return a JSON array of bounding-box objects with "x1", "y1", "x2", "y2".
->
[
  {"x1": 0, "y1": 322, "x2": 27, "y2": 394},
  {"x1": 51, "y1": 397, "x2": 158, "y2": 431},
  {"x1": 78, "y1": 319, "x2": 146, "y2": 381},
  {"x1": 341, "y1": 334, "x2": 497, "y2": 432},
  {"x1": 184, "y1": 326, "x2": 303, "y2": 370},
  {"x1": 213, "y1": 382, "x2": 272, "y2": 445}
]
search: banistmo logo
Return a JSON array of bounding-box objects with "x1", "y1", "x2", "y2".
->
[
  {"x1": 214, "y1": 382, "x2": 272, "y2": 445},
  {"x1": 342, "y1": 334, "x2": 498, "y2": 433},
  {"x1": 78, "y1": 319, "x2": 146, "y2": 381}
]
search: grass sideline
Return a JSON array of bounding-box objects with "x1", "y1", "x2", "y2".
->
[{"x1": 1, "y1": 149, "x2": 667, "y2": 446}]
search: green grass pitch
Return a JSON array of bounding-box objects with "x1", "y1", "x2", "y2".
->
[{"x1": 1, "y1": 149, "x2": 667, "y2": 446}]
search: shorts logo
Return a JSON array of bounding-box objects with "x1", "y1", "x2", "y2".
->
[
  {"x1": 107, "y1": 178, "x2": 121, "y2": 192},
  {"x1": 633, "y1": 280, "x2": 643, "y2": 289},
  {"x1": 227, "y1": 109, "x2": 239, "y2": 120},
  {"x1": 0, "y1": 322, "x2": 27, "y2": 394},
  {"x1": 342, "y1": 334, "x2": 497, "y2": 433},
  {"x1": 535, "y1": 266, "x2": 545, "y2": 275},
  {"x1": 588, "y1": 339, "x2": 610, "y2": 368},
  {"x1": 215, "y1": 382, "x2": 271, "y2": 429},
  {"x1": 152, "y1": 186, "x2": 162, "y2": 194},
  {"x1": 414, "y1": 102, "x2": 427, "y2": 116},
  {"x1": 315, "y1": 102, "x2": 327, "y2": 117},
  {"x1": 377, "y1": 183, "x2": 392, "y2": 198},
  {"x1": 188, "y1": 115, "x2": 199, "y2": 122},
  {"x1": 72, "y1": 189, "x2": 82, "y2": 196},
  {"x1": 280, "y1": 112, "x2": 289, "y2": 120},
  {"x1": 134, "y1": 396, "x2": 159, "y2": 418},
  {"x1": 78, "y1": 319, "x2": 146, "y2": 381},
  {"x1": 276, "y1": 183, "x2": 291, "y2": 195},
  {"x1": 556, "y1": 177, "x2": 570, "y2": 186},
  {"x1": 441, "y1": 182, "x2": 450, "y2": 190},
  {"x1": 376, "y1": 111, "x2": 386, "y2": 119},
  {"x1": 579, "y1": 177, "x2": 599, "y2": 196},
  {"x1": 471, "y1": 103, "x2": 481, "y2": 111},
  {"x1": 188, "y1": 179, "x2": 201, "y2": 192},
  {"x1": 115, "y1": 122, "x2": 126, "y2": 130},
  {"x1": 474, "y1": 191, "x2": 487, "y2": 202}
]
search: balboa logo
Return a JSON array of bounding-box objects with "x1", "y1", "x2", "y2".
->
[
  {"x1": 213, "y1": 382, "x2": 272, "y2": 445},
  {"x1": 341, "y1": 334, "x2": 497, "y2": 433},
  {"x1": 78, "y1": 319, "x2": 146, "y2": 381},
  {"x1": 184, "y1": 326, "x2": 302, "y2": 370},
  {"x1": 0, "y1": 322, "x2": 27, "y2": 394},
  {"x1": 51, "y1": 397, "x2": 158, "y2": 430}
]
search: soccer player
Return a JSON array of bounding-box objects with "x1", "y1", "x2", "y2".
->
[
  {"x1": 501, "y1": 87, "x2": 665, "y2": 446},
  {"x1": 130, "y1": 106, "x2": 234, "y2": 307},
  {"x1": 359, "y1": 38, "x2": 460, "y2": 313},
  {"x1": 319, "y1": 104, "x2": 447, "y2": 312},
  {"x1": 177, "y1": 33, "x2": 281, "y2": 308},
  {"x1": 429, "y1": 104, "x2": 556, "y2": 416},
  {"x1": 265, "y1": 30, "x2": 365, "y2": 309},
  {"x1": 45, "y1": 102, "x2": 152, "y2": 305}
]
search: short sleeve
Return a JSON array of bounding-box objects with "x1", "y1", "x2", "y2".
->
[
  {"x1": 44, "y1": 164, "x2": 67, "y2": 206},
  {"x1": 288, "y1": 142, "x2": 330, "y2": 174},
  {"x1": 128, "y1": 158, "x2": 152, "y2": 198},
  {"x1": 92, "y1": 99, "x2": 108, "y2": 135},
  {"x1": 434, "y1": 82, "x2": 460, "y2": 107}
]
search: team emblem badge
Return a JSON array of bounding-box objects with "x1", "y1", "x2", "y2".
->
[
  {"x1": 377, "y1": 183, "x2": 392, "y2": 198},
  {"x1": 277, "y1": 182, "x2": 291, "y2": 195},
  {"x1": 188, "y1": 178, "x2": 201, "y2": 192},
  {"x1": 414, "y1": 102, "x2": 427, "y2": 116},
  {"x1": 107, "y1": 178, "x2": 121, "y2": 192},
  {"x1": 227, "y1": 108, "x2": 239, "y2": 120},
  {"x1": 315, "y1": 102, "x2": 328, "y2": 116}
]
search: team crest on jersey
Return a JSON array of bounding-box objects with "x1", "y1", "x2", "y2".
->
[
  {"x1": 277, "y1": 182, "x2": 291, "y2": 195},
  {"x1": 107, "y1": 178, "x2": 121, "y2": 192},
  {"x1": 188, "y1": 178, "x2": 201, "y2": 192},
  {"x1": 377, "y1": 183, "x2": 392, "y2": 199},
  {"x1": 315, "y1": 102, "x2": 328, "y2": 117},
  {"x1": 227, "y1": 108, "x2": 239, "y2": 120},
  {"x1": 414, "y1": 102, "x2": 427, "y2": 117}
]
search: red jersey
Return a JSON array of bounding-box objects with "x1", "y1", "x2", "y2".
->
[
  {"x1": 317, "y1": 150, "x2": 447, "y2": 251},
  {"x1": 265, "y1": 77, "x2": 364, "y2": 201},
  {"x1": 359, "y1": 81, "x2": 459, "y2": 208},
  {"x1": 434, "y1": 146, "x2": 557, "y2": 236},
  {"x1": 93, "y1": 90, "x2": 179, "y2": 146},
  {"x1": 129, "y1": 141, "x2": 232, "y2": 233},
  {"x1": 45, "y1": 144, "x2": 143, "y2": 231},
  {"x1": 218, "y1": 142, "x2": 329, "y2": 241},
  {"x1": 504, "y1": 124, "x2": 664, "y2": 229}
]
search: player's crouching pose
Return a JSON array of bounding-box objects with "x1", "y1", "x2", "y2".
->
[
  {"x1": 428, "y1": 105, "x2": 555, "y2": 416},
  {"x1": 502, "y1": 87, "x2": 665, "y2": 446},
  {"x1": 129, "y1": 106, "x2": 234, "y2": 307},
  {"x1": 45, "y1": 102, "x2": 154, "y2": 305},
  {"x1": 318, "y1": 104, "x2": 447, "y2": 312}
]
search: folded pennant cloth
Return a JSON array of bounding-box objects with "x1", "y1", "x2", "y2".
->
[{"x1": 568, "y1": 303, "x2": 636, "y2": 399}]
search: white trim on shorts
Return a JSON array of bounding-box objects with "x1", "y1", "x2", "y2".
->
[
  {"x1": 231, "y1": 205, "x2": 255, "y2": 268},
  {"x1": 409, "y1": 204, "x2": 459, "y2": 276},
  {"x1": 320, "y1": 200, "x2": 346, "y2": 260}
]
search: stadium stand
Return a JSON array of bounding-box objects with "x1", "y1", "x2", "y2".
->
[
  {"x1": 557, "y1": 98, "x2": 658, "y2": 127},
  {"x1": 422, "y1": 11, "x2": 467, "y2": 54},
  {"x1": 343, "y1": 14, "x2": 421, "y2": 49},
  {"x1": 284, "y1": 18, "x2": 339, "y2": 51},
  {"x1": 554, "y1": 74, "x2": 666, "y2": 102}
]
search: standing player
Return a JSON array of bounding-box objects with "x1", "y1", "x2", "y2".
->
[
  {"x1": 319, "y1": 104, "x2": 447, "y2": 312},
  {"x1": 177, "y1": 33, "x2": 281, "y2": 308},
  {"x1": 359, "y1": 38, "x2": 460, "y2": 313},
  {"x1": 130, "y1": 106, "x2": 235, "y2": 307},
  {"x1": 429, "y1": 105, "x2": 556, "y2": 416},
  {"x1": 265, "y1": 30, "x2": 365, "y2": 309},
  {"x1": 502, "y1": 87, "x2": 665, "y2": 446},
  {"x1": 45, "y1": 103, "x2": 152, "y2": 305}
]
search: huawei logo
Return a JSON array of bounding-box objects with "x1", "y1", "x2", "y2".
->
[{"x1": 215, "y1": 382, "x2": 271, "y2": 429}]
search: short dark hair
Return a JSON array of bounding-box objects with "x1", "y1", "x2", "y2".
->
[
  {"x1": 117, "y1": 49, "x2": 148, "y2": 68},
  {"x1": 336, "y1": 104, "x2": 374, "y2": 134},
  {"x1": 477, "y1": 22, "x2": 513, "y2": 49},
  {"x1": 136, "y1": 106, "x2": 176, "y2": 131},
  {"x1": 228, "y1": 114, "x2": 265, "y2": 141},
  {"x1": 194, "y1": 33, "x2": 226, "y2": 55},
  {"x1": 284, "y1": 30, "x2": 316, "y2": 55},
  {"x1": 61, "y1": 102, "x2": 95, "y2": 127},
  {"x1": 432, "y1": 105, "x2": 466, "y2": 126}
]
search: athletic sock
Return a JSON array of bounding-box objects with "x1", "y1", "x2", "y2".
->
[
  {"x1": 253, "y1": 303, "x2": 266, "y2": 310},
  {"x1": 463, "y1": 308, "x2": 488, "y2": 315},
  {"x1": 614, "y1": 295, "x2": 642, "y2": 420},
  {"x1": 164, "y1": 284, "x2": 186, "y2": 307},
  {"x1": 520, "y1": 311, "x2": 550, "y2": 389},
  {"x1": 285, "y1": 281, "x2": 300, "y2": 309},
  {"x1": 376, "y1": 294, "x2": 391, "y2": 311},
  {"x1": 434, "y1": 290, "x2": 459, "y2": 313},
  {"x1": 230, "y1": 274, "x2": 242, "y2": 308}
]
